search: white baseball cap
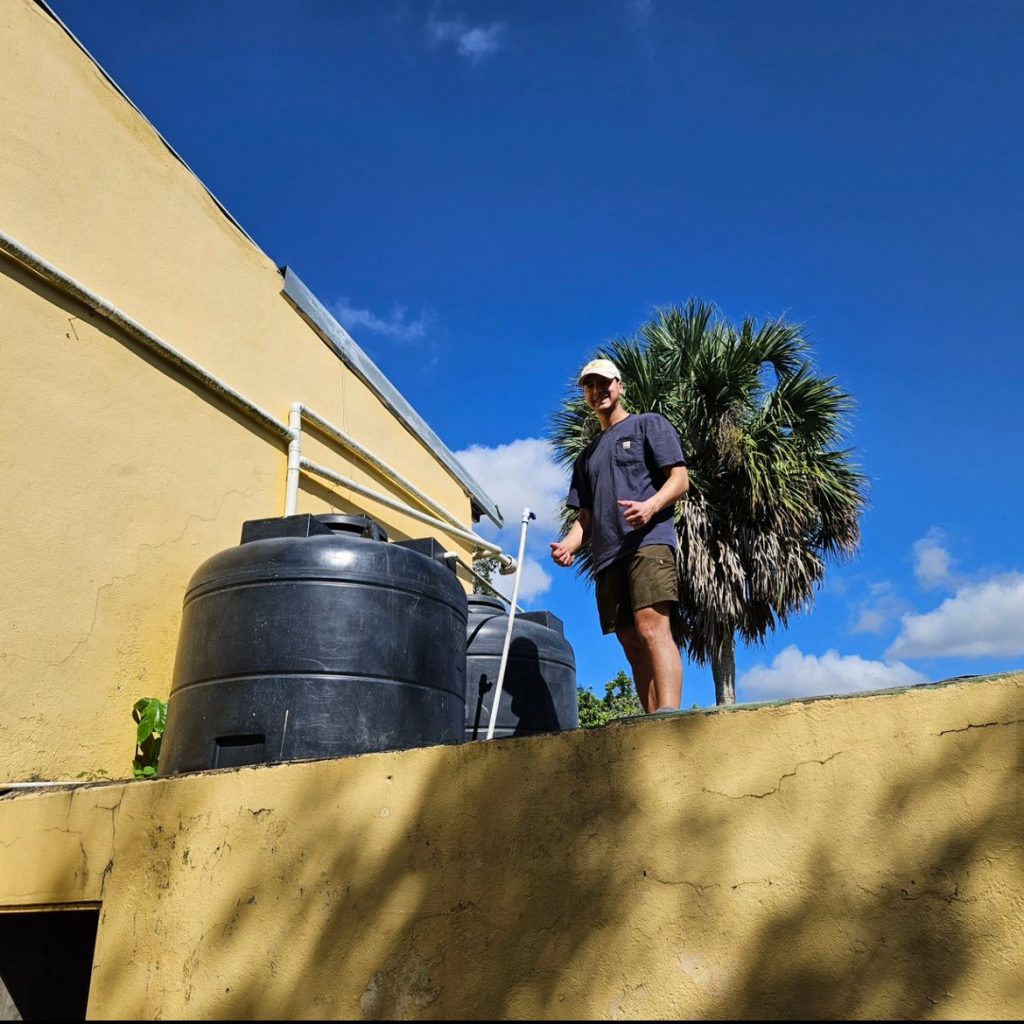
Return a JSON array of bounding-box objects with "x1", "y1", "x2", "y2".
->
[{"x1": 577, "y1": 358, "x2": 621, "y2": 385}]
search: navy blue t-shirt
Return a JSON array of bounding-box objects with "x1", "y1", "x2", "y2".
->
[{"x1": 565, "y1": 412, "x2": 686, "y2": 574}]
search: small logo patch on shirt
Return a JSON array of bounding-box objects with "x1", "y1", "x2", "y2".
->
[{"x1": 621, "y1": 440, "x2": 631, "y2": 450}]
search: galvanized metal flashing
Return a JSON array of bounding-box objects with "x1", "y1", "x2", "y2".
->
[
  {"x1": 32, "y1": 0, "x2": 503, "y2": 530},
  {"x1": 282, "y1": 268, "x2": 503, "y2": 528}
]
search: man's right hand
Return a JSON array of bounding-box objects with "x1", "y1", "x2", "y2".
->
[{"x1": 549, "y1": 540, "x2": 575, "y2": 567}]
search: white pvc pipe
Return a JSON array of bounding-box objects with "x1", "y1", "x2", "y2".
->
[
  {"x1": 284, "y1": 402, "x2": 303, "y2": 516},
  {"x1": 298, "y1": 405, "x2": 474, "y2": 535},
  {"x1": 445, "y1": 553, "x2": 523, "y2": 613},
  {"x1": 0, "y1": 230, "x2": 291, "y2": 442},
  {"x1": 300, "y1": 456, "x2": 515, "y2": 566},
  {"x1": 0, "y1": 229, "x2": 514, "y2": 568},
  {"x1": 485, "y1": 508, "x2": 536, "y2": 740}
]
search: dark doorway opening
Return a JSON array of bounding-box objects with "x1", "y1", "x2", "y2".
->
[{"x1": 0, "y1": 905, "x2": 99, "y2": 1020}]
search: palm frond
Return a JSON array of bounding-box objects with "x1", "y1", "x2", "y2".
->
[{"x1": 549, "y1": 300, "x2": 867, "y2": 678}]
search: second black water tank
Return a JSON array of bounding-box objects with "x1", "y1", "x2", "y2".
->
[
  {"x1": 159, "y1": 513, "x2": 468, "y2": 773},
  {"x1": 465, "y1": 595, "x2": 578, "y2": 740}
]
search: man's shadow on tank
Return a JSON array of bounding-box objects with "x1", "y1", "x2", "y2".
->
[{"x1": 467, "y1": 637, "x2": 565, "y2": 740}]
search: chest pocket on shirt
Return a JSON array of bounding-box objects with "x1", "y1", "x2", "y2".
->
[{"x1": 614, "y1": 435, "x2": 643, "y2": 466}]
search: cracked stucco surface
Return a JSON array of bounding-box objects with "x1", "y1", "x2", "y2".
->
[
  {"x1": 0, "y1": 0, "x2": 478, "y2": 782},
  {"x1": 0, "y1": 672, "x2": 1021, "y2": 1020}
]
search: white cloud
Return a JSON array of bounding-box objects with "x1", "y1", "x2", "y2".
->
[
  {"x1": 334, "y1": 299, "x2": 432, "y2": 343},
  {"x1": 913, "y1": 528, "x2": 956, "y2": 590},
  {"x1": 455, "y1": 437, "x2": 568, "y2": 606},
  {"x1": 850, "y1": 581, "x2": 909, "y2": 635},
  {"x1": 483, "y1": 554, "x2": 552, "y2": 604},
  {"x1": 886, "y1": 572, "x2": 1024, "y2": 659},
  {"x1": 823, "y1": 574, "x2": 850, "y2": 598},
  {"x1": 455, "y1": 437, "x2": 567, "y2": 537},
  {"x1": 738, "y1": 645, "x2": 929, "y2": 702},
  {"x1": 427, "y1": 9, "x2": 503, "y2": 62},
  {"x1": 851, "y1": 605, "x2": 892, "y2": 634}
]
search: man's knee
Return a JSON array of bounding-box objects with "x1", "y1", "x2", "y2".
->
[
  {"x1": 633, "y1": 602, "x2": 675, "y2": 645},
  {"x1": 615, "y1": 624, "x2": 643, "y2": 655}
]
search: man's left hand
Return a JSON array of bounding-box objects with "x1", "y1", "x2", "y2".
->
[{"x1": 618, "y1": 498, "x2": 657, "y2": 529}]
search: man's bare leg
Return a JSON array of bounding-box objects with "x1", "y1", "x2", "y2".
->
[
  {"x1": 633, "y1": 602, "x2": 682, "y2": 711},
  {"x1": 615, "y1": 624, "x2": 655, "y2": 712}
]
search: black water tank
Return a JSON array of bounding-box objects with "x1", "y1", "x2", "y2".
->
[
  {"x1": 465, "y1": 596, "x2": 578, "y2": 740},
  {"x1": 159, "y1": 513, "x2": 468, "y2": 773}
]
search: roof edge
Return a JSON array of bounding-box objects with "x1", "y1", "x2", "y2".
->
[
  {"x1": 33, "y1": 0, "x2": 261, "y2": 251},
  {"x1": 32, "y1": 0, "x2": 503, "y2": 530},
  {"x1": 281, "y1": 267, "x2": 503, "y2": 529}
]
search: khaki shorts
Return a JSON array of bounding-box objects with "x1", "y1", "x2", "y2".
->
[{"x1": 595, "y1": 544, "x2": 679, "y2": 635}]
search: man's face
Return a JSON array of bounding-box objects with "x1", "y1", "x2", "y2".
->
[{"x1": 580, "y1": 374, "x2": 622, "y2": 412}]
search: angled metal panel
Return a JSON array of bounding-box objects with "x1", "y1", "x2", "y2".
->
[{"x1": 281, "y1": 267, "x2": 503, "y2": 528}]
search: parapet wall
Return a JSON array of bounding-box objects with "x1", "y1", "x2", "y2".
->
[{"x1": 0, "y1": 672, "x2": 1020, "y2": 1020}]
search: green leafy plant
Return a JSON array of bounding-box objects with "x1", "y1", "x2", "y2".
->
[
  {"x1": 471, "y1": 554, "x2": 503, "y2": 597},
  {"x1": 132, "y1": 696, "x2": 167, "y2": 778},
  {"x1": 578, "y1": 670, "x2": 644, "y2": 728}
]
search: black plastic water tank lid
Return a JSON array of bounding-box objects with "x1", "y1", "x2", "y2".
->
[
  {"x1": 518, "y1": 610, "x2": 565, "y2": 635},
  {"x1": 240, "y1": 514, "x2": 333, "y2": 544},
  {"x1": 467, "y1": 596, "x2": 565, "y2": 636},
  {"x1": 315, "y1": 514, "x2": 389, "y2": 542},
  {"x1": 239, "y1": 513, "x2": 388, "y2": 545},
  {"x1": 392, "y1": 536, "x2": 458, "y2": 572}
]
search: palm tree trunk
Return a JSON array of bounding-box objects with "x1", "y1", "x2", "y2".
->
[{"x1": 711, "y1": 634, "x2": 736, "y2": 705}]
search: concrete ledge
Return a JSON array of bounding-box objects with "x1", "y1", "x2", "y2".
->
[{"x1": 0, "y1": 671, "x2": 1020, "y2": 1019}]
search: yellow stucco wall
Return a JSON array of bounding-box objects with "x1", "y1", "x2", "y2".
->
[
  {"x1": 0, "y1": 0, "x2": 484, "y2": 781},
  {"x1": 0, "y1": 673, "x2": 1020, "y2": 1020}
]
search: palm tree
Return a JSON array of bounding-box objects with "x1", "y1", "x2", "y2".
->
[{"x1": 551, "y1": 300, "x2": 867, "y2": 705}]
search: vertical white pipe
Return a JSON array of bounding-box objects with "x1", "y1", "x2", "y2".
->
[
  {"x1": 297, "y1": 404, "x2": 477, "y2": 535},
  {"x1": 485, "y1": 508, "x2": 536, "y2": 741},
  {"x1": 284, "y1": 402, "x2": 303, "y2": 516}
]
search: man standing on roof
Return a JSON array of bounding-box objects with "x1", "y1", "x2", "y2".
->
[{"x1": 550, "y1": 358, "x2": 689, "y2": 713}]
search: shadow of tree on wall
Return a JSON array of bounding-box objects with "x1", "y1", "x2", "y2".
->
[
  {"x1": 187, "y1": 724, "x2": 650, "y2": 1019},
  {"x1": 696, "y1": 694, "x2": 1023, "y2": 1019},
  {"x1": 75, "y1": 712, "x2": 659, "y2": 1019},
  {"x1": 42, "y1": 677, "x2": 1021, "y2": 1020}
]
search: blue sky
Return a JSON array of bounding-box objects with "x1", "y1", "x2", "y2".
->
[{"x1": 48, "y1": 0, "x2": 1024, "y2": 707}]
